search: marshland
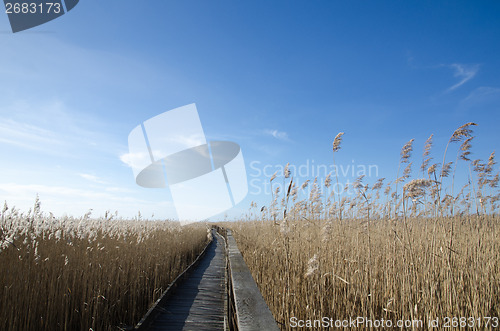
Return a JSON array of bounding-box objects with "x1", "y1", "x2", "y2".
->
[
  {"x1": 3, "y1": 1, "x2": 500, "y2": 330},
  {"x1": 228, "y1": 123, "x2": 499, "y2": 329},
  {"x1": 1, "y1": 123, "x2": 499, "y2": 330},
  {"x1": 0, "y1": 208, "x2": 209, "y2": 330}
]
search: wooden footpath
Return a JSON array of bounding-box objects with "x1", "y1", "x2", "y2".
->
[{"x1": 134, "y1": 228, "x2": 279, "y2": 331}]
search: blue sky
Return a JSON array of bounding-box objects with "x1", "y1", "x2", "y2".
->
[{"x1": 0, "y1": 1, "x2": 499, "y2": 220}]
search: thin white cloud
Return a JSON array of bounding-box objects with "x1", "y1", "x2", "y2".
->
[
  {"x1": 446, "y1": 64, "x2": 480, "y2": 92},
  {"x1": 0, "y1": 118, "x2": 64, "y2": 151},
  {"x1": 78, "y1": 173, "x2": 107, "y2": 184},
  {"x1": 459, "y1": 86, "x2": 500, "y2": 110},
  {"x1": 264, "y1": 129, "x2": 290, "y2": 141},
  {"x1": 120, "y1": 152, "x2": 151, "y2": 168},
  {"x1": 168, "y1": 134, "x2": 206, "y2": 150},
  {"x1": 0, "y1": 182, "x2": 173, "y2": 218},
  {"x1": 105, "y1": 187, "x2": 134, "y2": 193},
  {"x1": 0, "y1": 99, "x2": 121, "y2": 157},
  {"x1": 0, "y1": 183, "x2": 116, "y2": 200},
  {"x1": 462, "y1": 86, "x2": 500, "y2": 102},
  {"x1": 0, "y1": 34, "x2": 159, "y2": 96}
]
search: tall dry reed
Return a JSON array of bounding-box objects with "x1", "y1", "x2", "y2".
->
[
  {"x1": 0, "y1": 202, "x2": 208, "y2": 331},
  {"x1": 229, "y1": 123, "x2": 499, "y2": 330}
]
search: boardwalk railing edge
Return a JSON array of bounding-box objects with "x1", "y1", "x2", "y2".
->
[
  {"x1": 224, "y1": 229, "x2": 280, "y2": 331},
  {"x1": 134, "y1": 229, "x2": 215, "y2": 330}
]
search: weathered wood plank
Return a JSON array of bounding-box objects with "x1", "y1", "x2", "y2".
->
[
  {"x1": 227, "y1": 230, "x2": 280, "y2": 331},
  {"x1": 134, "y1": 228, "x2": 279, "y2": 330},
  {"x1": 135, "y1": 230, "x2": 226, "y2": 330}
]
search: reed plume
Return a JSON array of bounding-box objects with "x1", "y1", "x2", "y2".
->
[
  {"x1": 332, "y1": 132, "x2": 345, "y2": 221},
  {"x1": 439, "y1": 123, "x2": 477, "y2": 214},
  {"x1": 421, "y1": 134, "x2": 433, "y2": 174},
  {"x1": 332, "y1": 132, "x2": 344, "y2": 152},
  {"x1": 394, "y1": 139, "x2": 414, "y2": 217}
]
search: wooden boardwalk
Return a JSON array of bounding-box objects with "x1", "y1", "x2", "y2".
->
[
  {"x1": 139, "y1": 231, "x2": 226, "y2": 330},
  {"x1": 135, "y1": 228, "x2": 279, "y2": 331}
]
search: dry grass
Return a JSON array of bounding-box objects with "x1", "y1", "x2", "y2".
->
[
  {"x1": 0, "y1": 205, "x2": 209, "y2": 331},
  {"x1": 231, "y1": 216, "x2": 499, "y2": 329},
  {"x1": 228, "y1": 123, "x2": 499, "y2": 329}
]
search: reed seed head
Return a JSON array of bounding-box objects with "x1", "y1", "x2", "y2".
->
[
  {"x1": 400, "y1": 139, "x2": 415, "y2": 163},
  {"x1": 284, "y1": 163, "x2": 291, "y2": 179},
  {"x1": 421, "y1": 134, "x2": 434, "y2": 172},
  {"x1": 460, "y1": 137, "x2": 474, "y2": 161},
  {"x1": 304, "y1": 254, "x2": 319, "y2": 278},
  {"x1": 270, "y1": 171, "x2": 278, "y2": 182},
  {"x1": 441, "y1": 161, "x2": 453, "y2": 178},
  {"x1": 324, "y1": 173, "x2": 332, "y2": 188},
  {"x1": 450, "y1": 122, "x2": 477, "y2": 143},
  {"x1": 333, "y1": 132, "x2": 345, "y2": 152}
]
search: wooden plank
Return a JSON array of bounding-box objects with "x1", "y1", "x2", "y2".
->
[
  {"x1": 226, "y1": 230, "x2": 280, "y2": 331},
  {"x1": 135, "y1": 230, "x2": 226, "y2": 330}
]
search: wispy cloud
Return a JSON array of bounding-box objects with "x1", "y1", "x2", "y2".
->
[
  {"x1": 463, "y1": 86, "x2": 500, "y2": 101},
  {"x1": 0, "y1": 118, "x2": 64, "y2": 152},
  {"x1": 105, "y1": 187, "x2": 134, "y2": 193},
  {"x1": 460, "y1": 86, "x2": 500, "y2": 107},
  {"x1": 0, "y1": 182, "x2": 172, "y2": 218},
  {"x1": 446, "y1": 63, "x2": 480, "y2": 92},
  {"x1": 78, "y1": 173, "x2": 108, "y2": 184},
  {"x1": 120, "y1": 152, "x2": 151, "y2": 169},
  {"x1": 0, "y1": 98, "x2": 124, "y2": 160},
  {"x1": 0, "y1": 183, "x2": 114, "y2": 200},
  {"x1": 264, "y1": 129, "x2": 290, "y2": 141},
  {"x1": 0, "y1": 34, "x2": 160, "y2": 96}
]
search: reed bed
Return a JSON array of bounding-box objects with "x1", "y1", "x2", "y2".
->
[
  {"x1": 229, "y1": 123, "x2": 499, "y2": 330},
  {"x1": 0, "y1": 203, "x2": 209, "y2": 331},
  {"x1": 232, "y1": 216, "x2": 499, "y2": 329}
]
